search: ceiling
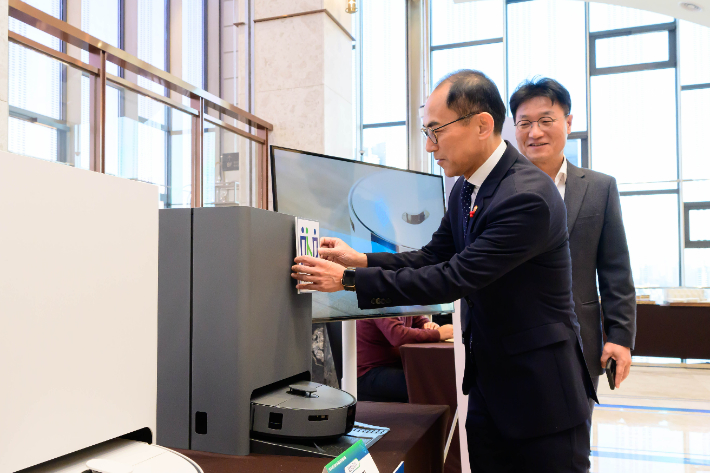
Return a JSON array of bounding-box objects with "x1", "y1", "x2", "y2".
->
[
  {"x1": 577, "y1": 0, "x2": 710, "y2": 28},
  {"x1": 454, "y1": 0, "x2": 710, "y2": 28}
]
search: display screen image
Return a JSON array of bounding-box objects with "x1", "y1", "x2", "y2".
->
[{"x1": 272, "y1": 146, "x2": 455, "y2": 321}]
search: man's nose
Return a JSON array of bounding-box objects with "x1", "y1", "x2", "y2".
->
[
  {"x1": 529, "y1": 122, "x2": 545, "y2": 139},
  {"x1": 425, "y1": 137, "x2": 438, "y2": 153}
]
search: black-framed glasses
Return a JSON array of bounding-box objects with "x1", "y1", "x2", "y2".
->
[
  {"x1": 514, "y1": 115, "x2": 569, "y2": 132},
  {"x1": 421, "y1": 112, "x2": 480, "y2": 144}
]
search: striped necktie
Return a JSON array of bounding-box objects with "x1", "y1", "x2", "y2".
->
[{"x1": 461, "y1": 180, "x2": 475, "y2": 239}]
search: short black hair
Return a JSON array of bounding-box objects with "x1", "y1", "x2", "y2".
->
[
  {"x1": 434, "y1": 69, "x2": 506, "y2": 135},
  {"x1": 509, "y1": 77, "x2": 572, "y2": 122}
]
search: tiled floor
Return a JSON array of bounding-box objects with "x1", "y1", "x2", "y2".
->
[{"x1": 591, "y1": 363, "x2": 710, "y2": 472}]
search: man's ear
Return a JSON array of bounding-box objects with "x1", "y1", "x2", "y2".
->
[
  {"x1": 477, "y1": 112, "x2": 495, "y2": 140},
  {"x1": 566, "y1": 114, "x2": 573, "y2": 134}
]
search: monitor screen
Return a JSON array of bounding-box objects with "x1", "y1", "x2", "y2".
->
[{"x1": 271, "y1": 146, "x2": 455, "y2": 321}]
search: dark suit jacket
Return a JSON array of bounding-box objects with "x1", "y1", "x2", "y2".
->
[
  {"x1": 564, "y1": 161, "x2": 636, "y2": 377},
  {"x1": 355, "y1": 142, "x2": 596, "y2": 439}
]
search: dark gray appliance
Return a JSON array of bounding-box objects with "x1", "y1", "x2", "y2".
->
[{"x1": 157, "y1": 206, "x2": 313, "y2": 456}]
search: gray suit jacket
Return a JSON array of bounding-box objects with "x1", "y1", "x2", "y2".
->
[{"x1": 565, "y1": 160, "x2": 637, "y2": 377}]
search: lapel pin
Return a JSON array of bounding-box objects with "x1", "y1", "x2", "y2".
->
[{"x1": 469, "y1": 205, "x2": 478, "y2": 218}]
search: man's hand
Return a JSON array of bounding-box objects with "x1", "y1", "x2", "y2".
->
[
  {"x1": 437, "y1": 324, "x2": 454, "y2": 341},
  {"x1": 422, "y1": 322, "x2": 440, "y2": 330},
  {"x1": 292, "y1": 255, "x2": 346, "y2": 292},
  {"x1": 319, "y1": 237, "x2": 368, "y2": 268},
  {"x1": 600, "y1": 342, "x2": 631, "y2": 389}
]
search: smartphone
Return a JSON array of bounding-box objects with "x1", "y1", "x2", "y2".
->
[{"x1": 606, "y1": 358, "x2": 617, "y2": 390}]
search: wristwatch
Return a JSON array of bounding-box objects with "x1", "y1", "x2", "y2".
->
[{"x1": 341, "y1": 267, "x2": 357, "y2": 291}]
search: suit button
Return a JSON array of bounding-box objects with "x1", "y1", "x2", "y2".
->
[
  {"x1": 376, "y1": 298, "x2": 382, "y2": 304},
  {"x1": 371, "y1": 298, "x2": 377, "y2": 304}
]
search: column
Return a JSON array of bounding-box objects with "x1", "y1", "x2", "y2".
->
[{"x1": 253, "y1": 0, "x2": 354, "y2": 161}]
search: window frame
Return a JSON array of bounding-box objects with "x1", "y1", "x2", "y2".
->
[
  {"x1": 589, "y1": 21, "x2": 677, "y2": 76},
  {"x1": 685, "y1": 202, "x2": 710, "y2": 249}
]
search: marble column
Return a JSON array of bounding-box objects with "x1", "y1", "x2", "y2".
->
[
  {"x1": 253, "y1": 0, "x2": 354, "y2": 161},
  {"x1": 0, "y1": 0, "x2": 9, "y2": 152}
]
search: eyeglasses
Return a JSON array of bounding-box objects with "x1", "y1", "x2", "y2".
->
[
  {"x1": 421, "y1": 112, "x2": 480, "y2": 145},
  {"x1": 514, "y1": 115, "x2": 568, "y2": 132}
]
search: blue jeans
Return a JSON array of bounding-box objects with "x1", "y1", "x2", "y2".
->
[{"x1": 357, "y1": 366, "x2": 409, "y2": 403}]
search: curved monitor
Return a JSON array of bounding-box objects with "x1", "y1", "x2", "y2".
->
[{"x1": 271, "y1": 146, "x2": 455, "y2": 322}]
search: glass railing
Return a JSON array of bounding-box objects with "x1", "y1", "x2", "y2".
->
[{"x1": 7, "y1": 0, "x2": 272, "y2": 209}]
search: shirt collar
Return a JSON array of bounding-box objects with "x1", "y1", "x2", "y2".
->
[
  {"x1": 466, "y1": 140, "x2": 507, "y2": 189},
  {"x1": 554, "y1": 157, "x2": 568, "y2": 187}
]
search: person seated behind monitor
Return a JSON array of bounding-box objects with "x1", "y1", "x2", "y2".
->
[{"x1": 357, "y1": 317, "x2": 453, "y2": 403}]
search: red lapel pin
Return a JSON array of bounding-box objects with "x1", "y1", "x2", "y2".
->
[{"x1": 469, "y1": 205, "x2": 478, "y2": 218}]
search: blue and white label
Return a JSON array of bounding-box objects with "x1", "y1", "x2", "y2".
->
[
  {"x1": 295, "y1": 217, "x2": 320, "y2": 294},
  {"x1": 323, "y1": 440, "x2": 380, "y2": 473}
]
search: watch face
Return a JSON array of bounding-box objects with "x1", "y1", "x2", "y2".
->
[{"x1": 343, "y1": 269, "x2": 356, "y2": 288}]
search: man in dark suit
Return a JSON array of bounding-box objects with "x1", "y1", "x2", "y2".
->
[
  {"x1": 509, "y1": 78, "x2": 636, "y2": 415},
  {"x1": 292, "y1": 70, "x2": 595, "y2": 472}
]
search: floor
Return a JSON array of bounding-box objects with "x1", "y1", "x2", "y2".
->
[{"x1": 591, "y1": 363, "x2": 710, "y2": 472}]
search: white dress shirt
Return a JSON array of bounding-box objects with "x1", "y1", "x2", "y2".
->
[
  {"x1": 554, "y1": 157, "x2": 568, "y2": 199},
  {"x1": 466, "y1": 140, "x2": 507, "y2": 209}
]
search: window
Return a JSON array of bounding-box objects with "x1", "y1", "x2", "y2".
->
[
  {"x1": 679, "y1": 20, "x2": 710, "y2": 87},
  {"x1": 680, "y1": 89, "x2": 710, "y2": 201},
  {"x1": 590, "y1": 68, "x2": 677, "y2": 185},
  {"x1": 431, "y1": 43, "x2": 505, "y2": 96},
  {"x1": 595, "y1": 31, "x2": 670, "y2": 69},
  {"x1": 564, "y1": 139, "x2": 584, "y2": 168},
  {"x1": 507, "y1": 0, "x2": 587, "y2": 131},
  {"x1": 362, "y1": 126, "x2": 407, "y2": 169},
  {"x1": 430, "y1": 0, "x2": 504, "y2": 92},
  {"x1": 82, "y1": 0, "x2": 122, "y2": 177},
  {"x1": 361, "y1": 0, "x2": 407, "y2": 169},
  {"x1": 428, "y1": 0, "x2": 504, "y2": 175},
  {"x1": 183, "y1": 0, "x2": 205, "y2": 88},
  {"x1": 8, "y1": 0, "x2": 64, "y2": 163},
  {"x1": 686, "y1": 207, "x2": 710, "y2": 244},
  {"x1": 620, "y1": 194, "x2": 680, "y2": 287},
  {"x1": 81, "y1": 0, "x2": 120, "y2": 75},
  {"x1": 430, "y1": 0, "x2": 503, "y2": 47},
  {"x1": 588, "y1": 3, "x2": 681, "y2": 287},
  {"x1": 679, "y1": 22, "x2": 710, "y2": 286}
]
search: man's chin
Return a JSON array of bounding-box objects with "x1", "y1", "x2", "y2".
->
[
  {"x1": 439, "y1": 165, "x2": 457, "y2": 178},
  {"x1": 523, "y1": 150, "x2": 548, "y2": 162}
]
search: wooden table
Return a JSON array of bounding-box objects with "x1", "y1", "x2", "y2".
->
[
  {"x1": 400, "y1": 342, "x2": 461, "y2": 473},
  {"x1": 633, "y1": 304, "x2": 710, "y2": 359},
  {"x1": 177, "y1": 402, "x2": 449, "y2": 473}
]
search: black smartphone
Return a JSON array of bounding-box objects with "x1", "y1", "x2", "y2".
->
[{"x1": 606, "y1": 358, "x2": 617, "y2": 390}]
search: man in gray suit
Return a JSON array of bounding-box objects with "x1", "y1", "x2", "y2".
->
[{"x1": 509, "y1": 77, "x2": 636, "y2": 415}]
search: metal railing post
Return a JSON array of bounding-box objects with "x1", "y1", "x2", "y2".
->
[
  {"x1": 191, "y1": 96, "x2": 204, "y2": 208},
  {"x1": 89, "y1": 47, "x2": 106, "y2": 173},
  {"x1": 257, "y1": 128, "x2": 268, "y2": 209}
]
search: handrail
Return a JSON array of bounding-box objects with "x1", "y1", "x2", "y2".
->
[
  {"x1": 8, "y1": 0, "x2": 272, "y2": 131},
  {"x1": 106, "y1": 74, "x2": 200, "y2": 117},
  {"x1": 8, "y1": 30, "x2": 99, "y2": 74},
  {"x1": 7, "y1": 0, "x2": 272, "y2": 209}
]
